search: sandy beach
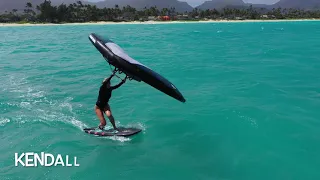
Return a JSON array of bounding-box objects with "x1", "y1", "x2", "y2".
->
[{"x1": 1, "y1": 19, "x2": 319, "y2": 27}]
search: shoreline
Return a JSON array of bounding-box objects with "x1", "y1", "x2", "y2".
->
[{"x1": 1, "y1": 19, "x2": 320, "y2": 27}]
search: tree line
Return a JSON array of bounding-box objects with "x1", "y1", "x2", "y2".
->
[{"x1": 1, "y1": 0, "x2": 320, "y2": 23}]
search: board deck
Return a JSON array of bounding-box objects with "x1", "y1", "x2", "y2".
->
[{"x1": 83, "y1": 127, "x2": 142, "y2": 137}]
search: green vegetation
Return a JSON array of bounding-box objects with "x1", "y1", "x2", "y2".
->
[{"x1": 1, "y1": 0, "x2": 320, "y2": 23}]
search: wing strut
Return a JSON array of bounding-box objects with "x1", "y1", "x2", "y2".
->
[{"x1": 108, "y1": 63, "x2": 133, "y2": 81}]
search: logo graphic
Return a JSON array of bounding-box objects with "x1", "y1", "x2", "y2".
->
[{"x1": 15, "y1": 152, "x2": 80, "y2": 167}]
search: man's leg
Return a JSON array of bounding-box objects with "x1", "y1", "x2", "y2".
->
[
  {"x1": 95, "y1": 105, "x2": 106, "y2": 129},
  {"x1": 104, "y1": 104, "x2": 118, "y2": 130}
]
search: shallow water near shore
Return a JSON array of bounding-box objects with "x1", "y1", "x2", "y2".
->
[{"x1": 1, "y1": 21, "x2": 320, "y2": 180}]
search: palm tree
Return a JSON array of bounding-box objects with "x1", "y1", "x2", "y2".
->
[
  {"x1": 12, "y1": 9, "x2": 18, "y2": 15},
  {"x1": 23, "y1": 2, "x2": 36, "y2": 21}
]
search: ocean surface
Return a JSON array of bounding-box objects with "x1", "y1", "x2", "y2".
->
[{"x1": 1, "y1": 21, "x2": 320, "y2": 180}]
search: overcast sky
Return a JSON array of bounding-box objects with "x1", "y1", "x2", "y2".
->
[
  {"x1": 185, "y1": 0, "x2": 280, "y2": 7},
  {"x1": 88, "y1": 0, "x2": 280, "y2": 7}
]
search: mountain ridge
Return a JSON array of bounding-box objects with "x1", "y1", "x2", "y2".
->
[
  {"x1": 1, "y1": 0, "x2": 320, "y2": 13},
  {"x1": 195, "y1": 0, "x2": 320, "y2": 10}
]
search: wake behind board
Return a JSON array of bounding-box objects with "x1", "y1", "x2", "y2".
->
[{"x1": 83, "y1": 127, "x2": 142, "y2": 137}]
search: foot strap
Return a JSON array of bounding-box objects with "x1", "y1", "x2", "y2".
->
[{"x1": 98, "y1": 125, "x2": 105, "y2": 130}]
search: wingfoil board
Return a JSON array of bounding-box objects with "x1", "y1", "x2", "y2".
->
[{"x1": 83, "y1": 127, "x2": 142, "y2": 137}]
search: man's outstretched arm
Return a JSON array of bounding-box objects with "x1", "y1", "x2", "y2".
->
[{"x1": 111, "y1": 77, "x2": 127, "y2": 90}]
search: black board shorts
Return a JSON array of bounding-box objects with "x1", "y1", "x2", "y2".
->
[{"x1": 96, "y1": 101, "x2": 109, "y2": 110}]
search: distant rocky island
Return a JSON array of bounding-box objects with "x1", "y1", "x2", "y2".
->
[{"x1": 1, "y1": 0, "x2": 320, "y2": 24}]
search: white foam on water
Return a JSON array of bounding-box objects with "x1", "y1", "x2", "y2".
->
[
  {"x1": 125, "y1": 122, "x2": 146, "y2": 131},
  {"x1": 32, "y1": 100, "x2": 88, "y2": 131},
  {"x1": 59, "y1": 101, "x2": 73, "y2": 112},
  {"x1": 0, "y1": 118, "x2": 10, "y2": 126},
  {"x1": 107, "y1": 136, "x2": 131, "y2": 142},
  {"x1": 20, "y1": 102, "x2": 31, "y2": 109},
  {"x1": 233, "y1": 110, "x2": 259, "y2": 128},
  {"x1": 2, "y1": 74, "x2": 87, "y2": 131},
  {"x1": 69, "y1": 116, "x2": 87, "y2": 130},
  {"x1": 239, "y1": 115, "x2": 258, "y2": 128},
  {"x1": 14, "y1": 114, "x2": 25, "y2": 123},
  {"x1": 29, "y1": 91, "x2": 45, "y2": 98}
]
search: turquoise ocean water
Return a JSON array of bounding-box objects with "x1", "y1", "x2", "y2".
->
[{"x1": 1, "y1": 21, "x2": 320, "y2": 180}]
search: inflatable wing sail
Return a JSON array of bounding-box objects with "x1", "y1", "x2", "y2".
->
[{"x1": 88, "y1": 33, "x2": 186, "y2": 103}]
